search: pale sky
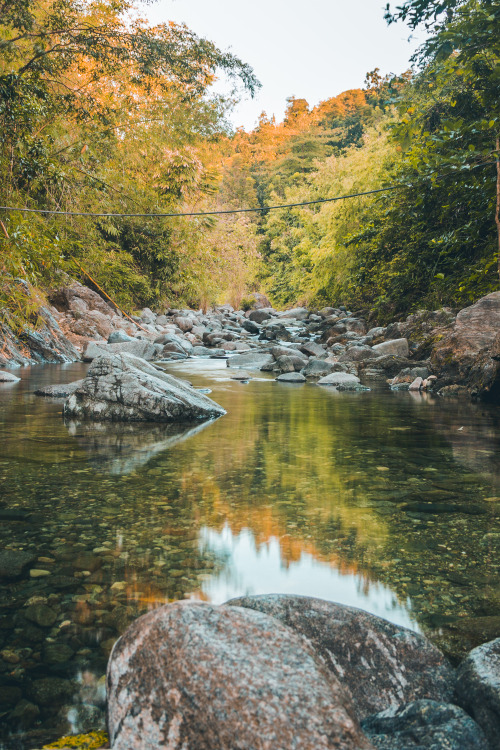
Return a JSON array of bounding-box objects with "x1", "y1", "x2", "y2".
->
[{"x1": 145, "y1": 0, "x2": 422, "y2": 130}]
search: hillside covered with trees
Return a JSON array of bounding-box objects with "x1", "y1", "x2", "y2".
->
[{"x1": 1, "y1": 0, "x2": 499, "y2": 328}]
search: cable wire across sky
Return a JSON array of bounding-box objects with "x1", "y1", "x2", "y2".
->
[{"x1": 0, "y1": 161, "x2": 496, "y2": 220}]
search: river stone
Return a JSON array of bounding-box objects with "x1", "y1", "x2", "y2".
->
[
  {"x1": 276, "y1": 372, "x2": 306, "y2": 382},
  {"x1": 455, "y1": 637, "x2": 500, "y2": 748},
  {"x1": 63, "y1": 352, "x2": 226, "y2": 422},
  {"x1": 107, "y1": 331, "x2": 134, "y2": 344},
  {"x1": 30, "y1": 677, "x2": 74, "y2": 706},
  {"x1": 303, "y1": 359, "x2": 336, "y2": 377},
  {"x1": 339, "y1": 345, "x2": 380, "y2": 362},
  {"x1": 361, "y1": 700, "x2": 488, "y2": 750},
  {"x1": 227, "y1": 351, "x2": 274, "y2": 370},
  {"x1": 107, "y1": 601, "x2": 372, "y2": 750},
  {"x1": 83, "y1": 340, "x2": 160, "y2": 362},
  {"x1": 0, "y1": 550, "x2": 36, "y2": 580},
  {"x1": 0, "y1": 370, "x2": 20, "y2": 382},
  {"x1": 248, "y1": 309, "x2": 271, "y2": 324},
  {"x1": 35, "y1": 379, "x2": 84, "y2": 398},
  {"x1": 242, "y1": 319, "x2": 261, "y2": 334},
  {"x1": 24, "y1": 603, "x2": 58, "y2": 628},
  {"x1": 372, "y1": 339, "x2": 410, "y2": 357},
  {"x1": 226, "y1": 595, "x2": 454, "y2": 718},
  {"x1": 275, "y1": 354, "x2": 308, "y2": 373},
  {"x1": 317, "y1": 372, "x2": 361, "y2": 387},
  {"x1": 299, "y1": 341, "x2": 326, "y2": 357},
  {"x1": 278, "y1": 306, "x2": 309, "y2": 320}
]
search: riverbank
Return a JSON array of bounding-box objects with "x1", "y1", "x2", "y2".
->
[{"x1": 2, "y1": 281, "x2": 500, "y2": 403}]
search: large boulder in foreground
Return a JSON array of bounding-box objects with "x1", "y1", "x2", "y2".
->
[
  {"x1": 107, "y1": 601, "x2": 372, "y2": 750},
  {"x1": 63, "y1": 353, "x2": 225, "y2": 422},
  {"x1": 455, "y1": 637, "x2": 500, "y2": 749},
  {"x1": 430, "y1": 292, "x2": 500, "y2": 400},
  {"x1": 227, "y1": 595, "x2": 454, "y2": 718}
]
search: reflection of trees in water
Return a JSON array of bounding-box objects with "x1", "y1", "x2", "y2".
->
[{"x1": 171, "y1": 386, "x2": 500, "y2": 653}]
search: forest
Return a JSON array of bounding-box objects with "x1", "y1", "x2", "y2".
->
[{"x1": 1, "y1": 0, "x2": 499, "y2": 326}]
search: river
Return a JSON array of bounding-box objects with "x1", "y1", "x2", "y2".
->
[{"x1": 1, "y1": 359, "x2": 499, "y2": 747}]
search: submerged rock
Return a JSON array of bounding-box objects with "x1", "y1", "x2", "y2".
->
[
  {"x1": 107, "y1": 601, "x2": 371, "y2": 750},
  {"x1": 63, "y1": 353, "x2": 226, "y2": 422},
  {"x1": 227, "y1": 595, "x2": 454, "y2": 718},
  {"x1": 0, "y1": 550, "x2": 36, "y2": 580}
]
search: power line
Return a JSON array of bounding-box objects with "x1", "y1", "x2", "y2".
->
[{"x1": 0, "y1": 161, "x2": 496, "y2": 219}]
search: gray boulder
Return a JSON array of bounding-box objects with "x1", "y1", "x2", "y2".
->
[
  {"x1": 455, "y1": 637, "x2": 500, "y2": 749},
  {"x1": 227, "y1": 351, "x2": 274, "y2": 370},
  {"x1": 339, "y1": 345, "x2": 380, "y2": 362},
  {"x1": 299, "y1": 342, "x2": 326, "y2": 358},
  {"x1": 361, "y1": 700, "x2": 488, "y2": 750},
  {"x1": 227, "y1": 595, "x2": 454, "y2": 719},
  {"x1": 318, "y1": 372, "x2": 360, "y2": 387},
  {"x1": 107, "y1": 331, "x2": 133, "y2": 344},
  {"x1": 0, "y1": 370, "x2": 21, "y2": 382},
  {"x1": 83, "y1": 340, "x2": 160, "y2": 362},
  {"x1": 278, "y1": 307, "x2": 309, "y2": 321},
  {"x1": 248, "y1": 309, "x2": 272, "y2": 324},
  {"x1": 275, "y1": 354, "x2": 308, "y2": 373},
  {"x1": 303, "y1": 359, "x2": 336, "y2": 378},
  {"x1": 63, "y1": 353, "x2": 226, "y2": 422},
  {"x1": 107, "y1": 601, "x2": 371, "y2": 750},
  {"x1": 372, "y1": 339, "x2": 410, "y2": 358}
]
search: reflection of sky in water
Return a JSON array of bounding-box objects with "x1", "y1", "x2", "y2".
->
[{"x1": 197, "y1": 524, "x2": 419, "y2": 631}]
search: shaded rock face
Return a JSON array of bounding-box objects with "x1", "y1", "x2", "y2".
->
[
  {"x1": 431, "y1": 292, "x2": 500, "y2": 401},
  {"x1": 227, "y1": 595, "x2": 454, "y2": 718},
  {"x1": 83, "y1": 340, "x2": 159, "y2": 362},
  {"x1": 63, "y1": 353, "x2": 226, "y2": 422},
  {"x1": 361, "y1": 700, "x2": 488, "y2": 750},
  {"x1": 107, "y1": 601, "x2": 372, "y2": 750},
  {"x1": 455, "y1": 637, "x2": 500, "y2": 749}
]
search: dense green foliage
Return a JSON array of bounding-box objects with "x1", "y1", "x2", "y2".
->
[
  {"x1": 219, "y1": 0, "x2": 499, "y2": 318},
  {"x1": 0, "y1": 0, "x2": 260, "y2": 327}
]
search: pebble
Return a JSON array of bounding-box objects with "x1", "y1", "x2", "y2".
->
[{"x1": 29, "y1": 569, "x2": 51, "y2": 578}]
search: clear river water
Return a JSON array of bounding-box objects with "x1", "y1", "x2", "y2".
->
[{"x1": 0, "y1": 359, "x2": 499, "y2": 747}]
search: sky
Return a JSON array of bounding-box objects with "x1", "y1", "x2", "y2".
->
[{"x1": 145, "y1": 0, "x2": 423, "y2": 131}]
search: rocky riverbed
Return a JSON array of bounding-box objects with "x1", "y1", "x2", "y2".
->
[{"x1": 2, "y1": 281, "x2": 500, "y2": 402}]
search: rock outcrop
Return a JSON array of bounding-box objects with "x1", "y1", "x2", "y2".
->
[
  {"x1": 63, "y1": 353, "x2": 226, "y2": 422},
  {"x1": 430, "y1": 292, "x2": 500, "y2": 400}
]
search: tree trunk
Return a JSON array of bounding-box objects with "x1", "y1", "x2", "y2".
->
[{"x1": 496, "y1": 137, "x2": 500, "y2": 281}]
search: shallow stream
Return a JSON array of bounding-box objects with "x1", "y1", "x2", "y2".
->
[{"x1": 1, "y1": 359, "x2": 499, "y2": 747}]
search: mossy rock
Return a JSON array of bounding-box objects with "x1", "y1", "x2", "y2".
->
[{"x1": 42, "y1": 731, "x2": 109, "y2": 749}]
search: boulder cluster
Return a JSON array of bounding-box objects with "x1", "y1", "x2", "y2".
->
[{"x1": 2, "y1": 282, "x2": 500, "y2": 402}]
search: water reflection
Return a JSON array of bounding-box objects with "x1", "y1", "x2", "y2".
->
[
  {"x1": 198, "y1": 525, "x2": 417, "y2": 630},
  {"x1": 65, "y1": 419, "x2": 218, "y2": 475}
]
